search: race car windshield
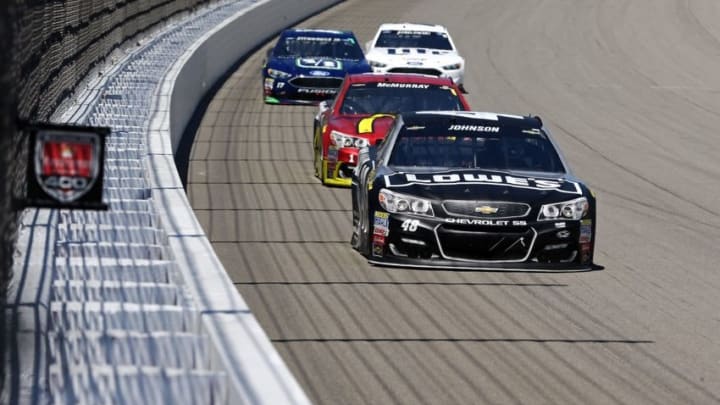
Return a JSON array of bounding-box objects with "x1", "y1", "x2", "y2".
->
[
  {"x1": 340, "y1": 83, "x2": 464, "y2": 114},
  {"x1": 374, "y1": 30, "x2": 453, "y2": 50},
  {"x1": 274, "y1": 36, "x2": 364, "y2": 59},
  {"x1": 388, "y1": 123, "x2": 566, "y2": 173}
]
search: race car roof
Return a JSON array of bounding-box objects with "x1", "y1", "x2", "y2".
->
[
  {"x1": 401, "y1": 111, "x2": 542, "y2": 129},
  {"x1": 281, "y1": 28, "x2": 355, "y2": 38},
  {"x1": 376, "y1": 23, "x2": 449, "y2": 34},
  {"x1": 345, "y1": 72, "x2": 457, "y2": 86}
]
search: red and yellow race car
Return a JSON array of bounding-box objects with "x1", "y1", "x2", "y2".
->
[{"x1": 313, "y1": 73, "x2": 470, "y2": 186}]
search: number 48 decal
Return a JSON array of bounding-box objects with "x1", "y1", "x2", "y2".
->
[{"x1": 401, "y1": 219, "x2": 420, "y2": 232}]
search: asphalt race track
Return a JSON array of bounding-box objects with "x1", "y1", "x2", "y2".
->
[{"x1": 186, "y1": 1, "x2": 720, "y2": 403}]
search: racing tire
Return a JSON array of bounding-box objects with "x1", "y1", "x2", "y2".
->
[
  {"x1": 352, "y1": 212, "x2": 371, "y2": 256},
  {"x1": 359, "y1": 217, "x2": 371, "y2": 257},
  {"x1": 350, "y1": 214, "x2": 361, "y2": 251},
  {"x1": 319, "y1": 161, "x2": 328, "y2": 185},
  {"x1": 353, "y1": 195, "x2": 372, "y2": 256}
]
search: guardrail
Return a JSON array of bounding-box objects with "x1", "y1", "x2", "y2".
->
[{"x1": 7, "y1": 0, "x2": 342, "y2": 403}]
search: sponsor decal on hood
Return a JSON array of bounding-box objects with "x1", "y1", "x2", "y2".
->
[
  {"x1": 296, "y1": 58, "x2": 343, "y2": 70},
  {"x1": 386, "y1": 48, "x2": 448, "y2": 56},
  {"x1": 384, "y1": 171, "x2": 582, "y2": 195},
  {"x1": 309, "y1": 70, "x2": 331, "y2": 76}
]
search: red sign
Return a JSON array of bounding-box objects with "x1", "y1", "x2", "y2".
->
[
  {"x1": 25, "y1": 124, "x2": 108, "y2": 209},
  {"x1": 41, "y1": 141, "x2": 93, "y2": 178}
]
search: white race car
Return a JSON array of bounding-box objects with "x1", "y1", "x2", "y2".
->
[{"x1": 365, "y1": 23, "x2": 466, "y2": 91}]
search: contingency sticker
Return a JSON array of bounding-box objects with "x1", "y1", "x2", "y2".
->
[
  {"x1": 373, "y1": 234, "x2": 386, "y2": 245},
  {"x1": 372, "y1": 242, "x2": 384, "y2": 257},
  {"x1": 372, "y1": 211, "x2": 387, "y2": 257},
  {"x1": 367, "y1": 169, "x2": 376, "y2": 191},
  {"x1": 264, "y1": 78, "x2": 274, "y2": 90},
  {"x1": 373, "y1": 211, "x2": 389, "y2": 236},
  {"x1": 326, "y1": 147, "x2": 338, "y2": 177},
  {"x1": 579, "y1": 219, "x2": 592, "y2": 243},
  {"x1": 580, "y1": 243, "x2": 592, "y2": 264}
]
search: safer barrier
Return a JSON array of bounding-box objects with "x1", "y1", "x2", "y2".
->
[{"x1": 151, "y1": 0, "x2": 342, "y2": 402}]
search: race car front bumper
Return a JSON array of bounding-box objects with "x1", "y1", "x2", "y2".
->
[
  {"x1": 264, "y1": 77, "x2": 339, "y2": 105},
  {"x1": 368, "y1": 211, "x2": 595, "y2": 271}
]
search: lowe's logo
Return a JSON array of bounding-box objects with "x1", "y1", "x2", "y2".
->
[{"x1": 385, "y1": 172, "x2": 583, "y2": 195}]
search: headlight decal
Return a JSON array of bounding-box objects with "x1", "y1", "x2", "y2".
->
[
  {"x1": 330, "y1": 130, "x2": 369, "y2": 148},
  {"x1": 267, "y1": 68, "x2": 292, "y2": 79},
  {"x1": 442, "y1": 63, "x2": 462, "y2": 70},
  {"x1": 538, "y1": 197, "x2": 589, "y2": 221},
  {"x1": 379, "y1": 189, "x2": 434, "y2": 217}
]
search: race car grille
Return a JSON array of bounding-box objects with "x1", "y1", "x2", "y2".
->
[
  {"x1": 289, "y1": 77, "x2": 343, "y2": 89},
  {"x1": 387, "y1": 67, "x2": 442, "y2": 76},
  {"x1": 435, "y1": 226, "x2": 536, "y2": 262},
  {"x1": 442, "y1": 201, "x2": 531, "y2": 219}
]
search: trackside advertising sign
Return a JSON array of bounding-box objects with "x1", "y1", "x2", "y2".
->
[{"x1": 25, "y1": 123, "x2": 109, "y2": 209}]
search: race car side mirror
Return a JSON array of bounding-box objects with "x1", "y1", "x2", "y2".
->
[
  {"x1": 319, "y1": 100, "x2": 330, "y2": 113},
  {"x1": 365, "y1": 40, "x2": 373, "y2": 52}
]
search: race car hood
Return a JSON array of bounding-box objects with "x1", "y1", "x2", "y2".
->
[
  {"x1": 268, "y1": 56, "x2": 370, "y2": 77},
  {"x1": 329, "y1": 114, "x2": 395, "y2": 141},
  {"x1": 366, "y1": 48, "x2": 463, "y2": 67},
  {"x1": 381, "y1": 169, "x2": 584, "y2": 205}
]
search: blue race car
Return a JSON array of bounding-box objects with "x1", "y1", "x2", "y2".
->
[{"x1": 262, "y1": 29, "x2": 372, "y2": 105}]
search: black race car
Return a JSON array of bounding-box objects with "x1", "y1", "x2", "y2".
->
[{"x1": 351, "y1": 111, "x2": 596, "y2": 271}]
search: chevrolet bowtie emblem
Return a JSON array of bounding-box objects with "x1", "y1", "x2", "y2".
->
[{"x1": 475, "y1": 205, "x2": 498, "y2": 214}]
